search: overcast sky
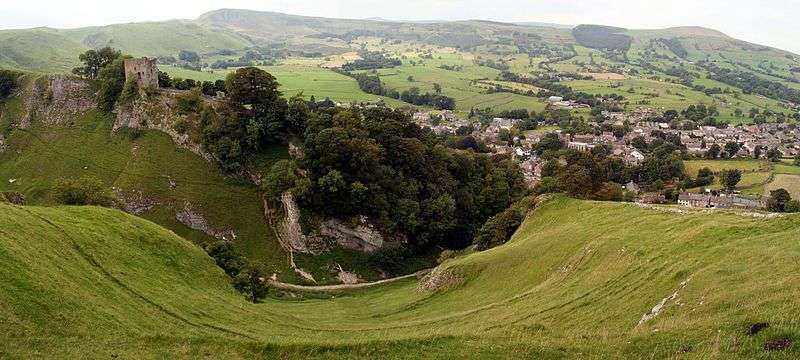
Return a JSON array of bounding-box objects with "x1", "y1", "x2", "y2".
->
[{"x1": 2, "y1": 0, "x2": 799, "y2": 53}]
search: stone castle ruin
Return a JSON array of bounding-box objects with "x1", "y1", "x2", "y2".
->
[{"x1": 124, "y1": 58, "x2": 158, "y2": 89}]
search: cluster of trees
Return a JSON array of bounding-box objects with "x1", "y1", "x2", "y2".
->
[
  {"x1": 499, "y1": 71, "x2": 624, "y2": 109},
  {"x1": 767, "y1": 189, "x2": 800, "y2": 213},
  {"x1": 400, "y1": 87, "x2": 456, "y2": 110},
  {"x1": 157, "y1": 71, "x2": 226, "y2": 96},
  {"x1": 342, "y1": 51, "x2": 401, "y2": 71},
  {"x1": 438, "y1": 64, "x2": 464, "y2": 71},
  {"x1": 351, "y1": 73, "x2": 400, "y2": 99},
  {"x1": 702, "y1": 62, "x2": 800, "y2": 105},
  {"x1": 473, "y1": 58, "x2": 509, "y2": 71},
  {"x1": 535, "y1": 143, "x2": 634, "y2": 200},
  {"x1": 682, "y1": 167, "x2": 715, "y2": 188},
  {"x1": 266, "y1": 107, "x2": 527, "y2": 251},
  {"x1": 199, "y1": 67, "x2": 293, "y2": 171}
]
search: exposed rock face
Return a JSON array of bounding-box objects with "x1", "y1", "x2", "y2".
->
[
  {"x1": 0, "y1": 134, "x2": 6, "y2": 152},
  {"x1": 320, "y1": 218, "x2": 386, "y2": 253},
  {"x1": 277, "y1": 193, "x2": 330, "y2": 255},
  {"x1": 276, "y1": 192, "x2": 393, "y2": 254},
  {"x1": 175, "y1": 202, "x2": 236, "y2": 241},
  {"x1": 18, "y1": 75, "x2": 95, "y2": 128},
  {"x1": 114, "y1": 89, "x2": 214, "y2": 160},
  {"x1": 113, "y1": 189, "x2": 158, "y2": 215}
]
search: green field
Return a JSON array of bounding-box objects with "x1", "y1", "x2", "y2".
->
[
  {"x1": 2, "y1": 196, "x2": 800, "y2": 358},
  {"x1": 162, "y1": 63, "x2": 405, "y2": 106},
  {"x1": 684, "y1": 159, "x2": 766, "y2": 176},
  {"x1": 766, "y1": 174, "x2": 800, "y2": 198}
]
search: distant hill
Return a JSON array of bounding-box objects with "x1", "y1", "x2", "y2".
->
[{"x1": 2, "y1": 8, "x2": 795, "y2": 74}]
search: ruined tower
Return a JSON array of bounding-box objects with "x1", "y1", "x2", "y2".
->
[{"x1": 123, "y1": 58, "x2": 159, "y2": 89}]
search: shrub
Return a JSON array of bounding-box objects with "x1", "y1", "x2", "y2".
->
[
  {"x1": 53, "y1": 176, "x2": 115, "y2": 206},
  {"x1": 205, "y1": 241, "x2": 245, "y2": 277},
  {"x1": 232, "y1": 266, "x2": 269, "y2": 303},
  {"x1": 473, "y1": 197, "x2": 535, "y2": 251},
  {"x1": 0, "y1": 70, "x2": 23, "y2": 99},
  {"x1": 784, "y1": 200, "x2": 800, "y2": 213}
]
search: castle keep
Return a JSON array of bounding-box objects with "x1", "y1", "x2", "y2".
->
[{"x1": 123, "y1": 58, "x2": 159, "y2": 89}]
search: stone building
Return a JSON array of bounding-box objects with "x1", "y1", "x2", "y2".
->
[{"x1": 123, "y1": 58, "x2": 159, "y2": 89}]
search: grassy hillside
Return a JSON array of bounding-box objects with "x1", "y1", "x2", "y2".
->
[
  {"x1": 2, "y1": 196, "x2": 799, "y2": 358},
  {"x1": 62, "y1": 20, "x2": 253, "y2": 57},
  {"x1": 0, "y1": 28, "x2": 88, "y2": 72},
  {"x1": 0, "y1": 98, "x2": 297, "y2": 280}
]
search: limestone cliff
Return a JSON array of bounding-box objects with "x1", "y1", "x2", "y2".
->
[
  {"x1": 17, "y1": 75, "x2": 95, "y2": 128},
  {"x1": 114, "y1": 89, "x2": 214, "y2": 160}
]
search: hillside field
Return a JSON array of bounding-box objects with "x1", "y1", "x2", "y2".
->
[{"x1": 2, "y1": 197, "x2": 800, "y2": 358}]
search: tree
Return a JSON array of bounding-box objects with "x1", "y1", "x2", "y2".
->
[
  {"x1": 766, "y1": 148, "x2": 782, "y2": 162},
  {"x1": 178, "y1": 50, "x2": 201, "y2": 63},
  {"x1": 157, "y1": 71, "x2": 172, "y2": 88},
  {"x1": 794, "y1": 155, "x2": 800, "y2": 166},
  {"x1": 72, "y1": 47, "x2": 121, "y2": 79},
  {"x1": 706, "y1": 144, "x2": 721, "y2": 159},
  {"x1": 96, "y1": 56, "x2": 129, "y2": 112},
  {"x1": 433, "y1": 83, "x2": 442, "y2": 94},
  {"x1": 767, "y1": 189, "x2": 792, "y2": 212},
  {"x1": 719, "y1": 169, "x2": 742, "y2": 192},
  {"x1": 724, "y1": 142, "x2": 741, "y2": 158},
  {"x1": 264, "y1": 160, "x2": 298, "y2": 201},
  {"x1": 535, "y1": 133, "x2": 562, "y2": 155},
  {"x1": 205, "y1": 241, "x2": 244, "y2": 277},
  {"x1": 754, "y1": 145, "x2": 763, "y2": 160},
  {"x1": 222, "y1": 66, "x2": 288, "y2": 147},
  {"x1": 232, "y1": 266, "x2": 268, "y2": 303}
]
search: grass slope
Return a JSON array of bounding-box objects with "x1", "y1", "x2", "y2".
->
[
  {"x1": 0, "y1": 104, "x2": 294, "y2": 280},
  {"x1": 2, "y1": 196, "x2": 799, "y2": 358}
]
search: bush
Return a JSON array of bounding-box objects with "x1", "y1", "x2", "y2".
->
[
  {"x1": 232, "y1": 266, "x2": 269, "y2": 303},
  {"x1": 0, "y1": 70, "x2": 23, "y2": 99},
  {"x1": 785, "y1": 200, "x2": 800, "y2": 213},
  {"x1": 53, "y1": 176, "x2": 115, "y2": 206},
  {"x1": 205, "y1": 241, "x2": 245, "y2": 277},
  {"x1": 473, "y1": 197, "x2": 535, "y2": 251}
]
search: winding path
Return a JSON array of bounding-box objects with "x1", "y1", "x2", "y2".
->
[{"x1": 268, "y1": 269, "x2": 431, "y2": 293}]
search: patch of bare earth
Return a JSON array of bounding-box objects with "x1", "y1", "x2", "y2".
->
[{"x1": 416, "y1": 267, "x2": 463, "y2": 293}]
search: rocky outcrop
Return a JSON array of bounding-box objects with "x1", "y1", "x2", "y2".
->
[
  {"x1": 273, "y1": 192, "x2": 398, "y2": 254},
  {"x1": 320, "y1": 218, "x2": 386, "y2": 253},
  {"x1": 114, "y1": 89, "x2": 214, "y2": 160},
  {"x1": 18, "y1": 75, "x2": 95, "y2": 128},
  {"x1": 175, "y1": 202, "x2": 236, "y2": 241}
]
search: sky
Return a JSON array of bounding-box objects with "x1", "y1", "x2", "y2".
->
[{"x1": 2, "y1": 0, "x2": 799, "y2": 54}]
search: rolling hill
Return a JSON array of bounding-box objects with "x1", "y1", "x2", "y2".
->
[{"x1": 2, "y1": 196, "x2": 799, "y2": 358}]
